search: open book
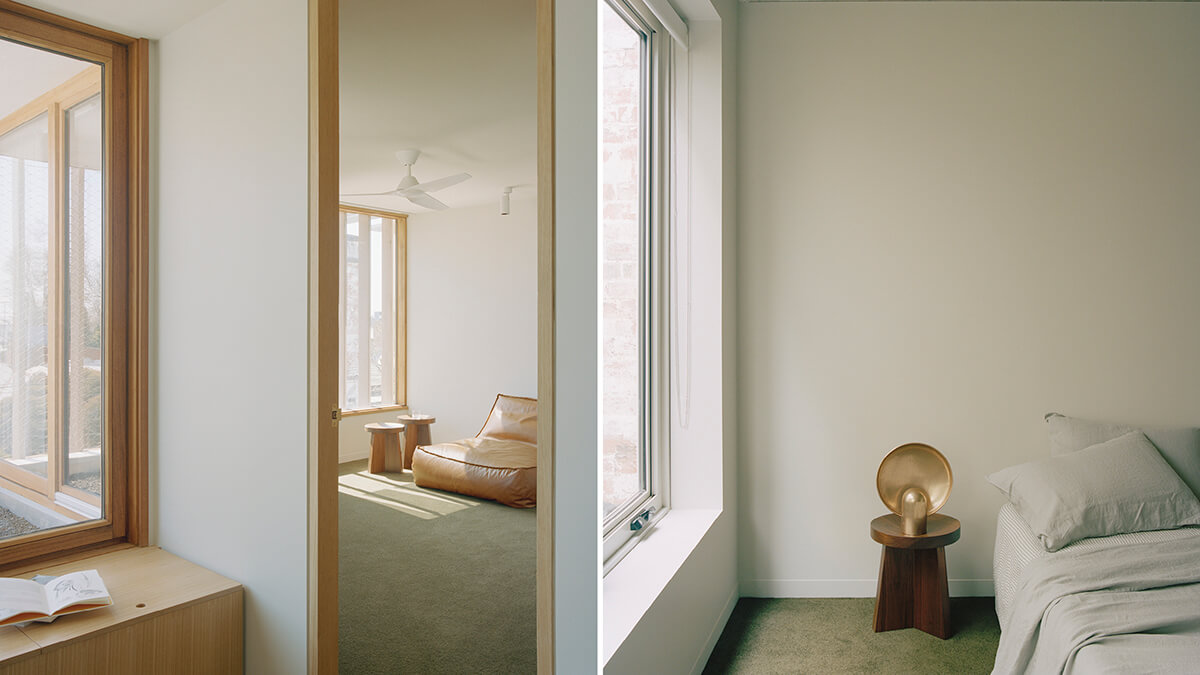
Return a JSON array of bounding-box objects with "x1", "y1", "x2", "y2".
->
[{"x1": 0, "y1": 570, "x2": 112, "y2": 627}]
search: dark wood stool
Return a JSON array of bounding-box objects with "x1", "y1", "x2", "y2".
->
[{"x1": 870, "y1": 512, "x2": 960, "y2": 639}]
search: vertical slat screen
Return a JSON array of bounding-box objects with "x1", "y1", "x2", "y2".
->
[
  {"x1": 380, "y1": 217, "x2": 394, "y2": 405},
  {"x1": 356, "y1": 214, "x2": 371, "y2": 406},
  {"x1": 337, "y1": 211, "x2": 347, "y2": 407}
]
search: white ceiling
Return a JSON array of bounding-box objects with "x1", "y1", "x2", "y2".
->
[
  {"x1": 14, "y1": 0, "x2": 224, "y2": 39},
  {"x1": 0, "y1": 39, "x2": 91, "y2": 121},
  {"x1": 339, "y1": 0, "x2": 537, "y2": 214}
]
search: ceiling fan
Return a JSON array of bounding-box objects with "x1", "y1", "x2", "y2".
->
[{"x1": 341, "y1": 149, "x2": 471, "y2": 211}]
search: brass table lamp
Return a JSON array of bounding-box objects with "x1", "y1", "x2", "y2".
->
[{"x1": 876, "y1": 443, "x2": 952, "y2": 535}]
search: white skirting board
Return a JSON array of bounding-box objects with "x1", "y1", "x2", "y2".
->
[
  {"x1": 339, "y1": 447, "x2": 370, "y2": 464},
  {"x1": 741, "y1": 579, "x2": 995, "y2": 598}
]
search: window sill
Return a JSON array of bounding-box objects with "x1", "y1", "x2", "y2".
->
[
  {"x1": 602, "y1": 507, "x2": 722, "y2": 664},
  {"x1": 341, "y1": 404, "x2": 409, "y2": 418}
]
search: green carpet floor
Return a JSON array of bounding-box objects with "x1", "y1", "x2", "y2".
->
[
  {"x1": 338, "y1": 460, "x2": 536, "y2": 674},
  {"x1": 704, "y1": 597, "x2": 1000, "y2": 674}
]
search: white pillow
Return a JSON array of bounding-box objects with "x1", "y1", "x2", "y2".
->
[
  {"x1": 1045, "y1": 412, "x2": 1200, "y2": 499},
  {"x1": 987, "y1": 431, "x2": 1200, "y2": 551}
]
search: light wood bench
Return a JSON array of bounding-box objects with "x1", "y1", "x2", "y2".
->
[{"x1": 0, "y1": 546, "x2": 243, "y2": 674}]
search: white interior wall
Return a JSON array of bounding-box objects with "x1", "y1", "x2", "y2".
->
[
  {"x1": 738, "y1": 2, "x2": 1200, "y2": 597},
  {"x1": 553, "y1": 0, "x2": 601, "y2": 668},
  {"x1": 405, "y1": 197, "x2": 538, "y2": 443},
  {"x1": 153, "y1": 0, "x2": 309, "y2": 671}
]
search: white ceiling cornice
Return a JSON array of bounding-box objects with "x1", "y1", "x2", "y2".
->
[{"x1": 14, "y1": 0, "x2": 224, "y2": 39}]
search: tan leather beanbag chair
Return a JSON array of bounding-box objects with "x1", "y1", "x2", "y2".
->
[{"x1": 411, "y1": 394, "x2": 537, "y2": 508}]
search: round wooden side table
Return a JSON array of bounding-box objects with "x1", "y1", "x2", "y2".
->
[
  {"x1": 364, "y1": 422, "x2": 405, "y2": 473},
  {"x1": 870, "y1": 512, "x2": 960, "y2": 639},
  {"x1": 396, "y1": 414, "x2": 436, "y2": 470}
]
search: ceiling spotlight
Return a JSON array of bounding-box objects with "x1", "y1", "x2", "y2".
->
[{"x1": 501, "y1": 187, "x2": 513, "y2": 216}]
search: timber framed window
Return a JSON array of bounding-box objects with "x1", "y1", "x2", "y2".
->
[
  {"x1": 0, "y1": 3, "x2": 148, "y2": 566},
  {"x1": 338, "y1": 205, "x2": 407, "y2": 413}
]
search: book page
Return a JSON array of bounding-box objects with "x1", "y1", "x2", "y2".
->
[
  {"x1": 45, "y1": 570, "x2": 112, "y2": 615},
  {"x1": 0, "y1": 578, "x2": 51, "y2": 624}
]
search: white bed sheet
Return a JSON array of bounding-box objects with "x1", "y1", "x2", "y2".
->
[{"x1": 992, "y1": 502, "x2": 1196, "y2": 629}]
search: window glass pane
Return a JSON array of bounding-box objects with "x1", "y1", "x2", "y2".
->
[
  {"x1": 340, "y1": 211, "x2": 399, "y2": 410},
  {"x1": 369, "y1": 217, "x2": 383, "y2": 405},
  {"x1": 0, "y1": 114, "x2": 51, "y2": 481},
  {"x1": 63, "y1": 93, "x2": 104, "y2": 501},
  {"x1": 0, "y1": 39, "x2": 105, "y2": 541},
  {"x1": 344, "y1": 213, "x2": 361, "y2": 409},
  {"x1": 601, "y1": 3, "x2": 646, "y2": 518}
]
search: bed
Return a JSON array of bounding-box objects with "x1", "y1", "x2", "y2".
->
[{"x1": 988, "y1": 414, "x2": 1200, "y2": 674}]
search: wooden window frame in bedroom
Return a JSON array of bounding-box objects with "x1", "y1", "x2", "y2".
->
[
  {"x1": 336, "y1": 204, "x2": 407, "y2": 414},
  {"x1": 0, "y1": 0, "x2": 150, "y2": 570}
]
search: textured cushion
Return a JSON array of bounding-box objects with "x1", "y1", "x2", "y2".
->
[
  {"x1": 987, "y1": 431, "x2": 1200, "y2": 551},
  {"x1": 1046, "y1": 412, "x2": 1200, "y2": 498}
]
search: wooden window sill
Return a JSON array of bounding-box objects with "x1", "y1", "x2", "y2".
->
[
  {"x1": 341, "y1": 404, "x2": 410, "y2": 418},
  {"x1": 0, "y1": 547, "x2": 243, "y2": 672}
]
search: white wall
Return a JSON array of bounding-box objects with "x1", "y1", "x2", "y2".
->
[
  {"x1": 154, "y1": 0, "x2": 309, "y2": 671},
  {"x1": 738, "y1": 2, "x2": 1200, "y2": 597},
  {"x1": 553, "y1": 0, "x2": 600, "y2": 668},
  {"x1": 406, "y1": 197, "x2": 537, "y2": 443}
]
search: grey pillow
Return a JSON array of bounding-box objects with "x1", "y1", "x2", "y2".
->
[
  {"x1": 987, "y1": 431, "x2": 1200, "y2": 551},
  {"x1": 1045, "y1": 412, "x2": 1200, "y2": 499}
]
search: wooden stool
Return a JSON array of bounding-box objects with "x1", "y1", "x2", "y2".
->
[
  {"x1": 365, "y1": 422, "x2": 405, "y2": 473},
  {"x1": 397, "y1": 414, "x2": 436, "y2": 470},
  {"x1": 870, "y1": 512, "x2": 960, "y2": 639}
]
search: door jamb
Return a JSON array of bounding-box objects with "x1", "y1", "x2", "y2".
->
[
  {"x1": 308, "y1": 0, "x2": 339, "y2": 671},
  {"x1": 309, "y1": 0, "x2": 556, "y2": 672}
]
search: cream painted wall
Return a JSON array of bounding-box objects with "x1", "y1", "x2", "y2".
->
[
  {"x1": 154, "y1": 0, "x2": 309, "y2": 671},
  {"x1": 738, "y1": 2, "x2": 1200, "y2": 597},
  {"x1": 554, "y1": 0, "x2": 601, "y2": 667},
  {"x1": 405, "y1": 197, "x2": 538, "y2": 443}
]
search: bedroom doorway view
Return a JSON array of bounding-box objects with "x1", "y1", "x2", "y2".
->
[{"x1": 333, "y1": 0, "x2": 539, "y2": 671}]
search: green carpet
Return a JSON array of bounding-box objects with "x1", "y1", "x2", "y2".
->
[
  {"x1": 338, "y1": 460, "x2": 536, "y2": 674},
  {"x1": 704, "y1": 597, "x2": 1000, "y2": 674}
]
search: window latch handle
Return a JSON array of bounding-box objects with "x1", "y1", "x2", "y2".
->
[{"x1": 630, "y1": 506, "x2": 657, "y2": 532}]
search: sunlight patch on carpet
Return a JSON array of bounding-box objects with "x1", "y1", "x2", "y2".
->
[{"x1": 338, "y1": 471, "x2": 480, "y2": 519}]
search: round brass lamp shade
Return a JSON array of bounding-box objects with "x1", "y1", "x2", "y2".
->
[{"x1": 876, "y1": 443, "x2": 952, "y2": 517}]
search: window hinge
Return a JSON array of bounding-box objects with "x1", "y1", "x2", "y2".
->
[{"x1": 630, "y1": 506, "x2": 657, "y2": 532}]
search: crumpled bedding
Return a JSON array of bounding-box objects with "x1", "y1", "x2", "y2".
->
[{"x1": 992, "y1": 530, "x2": 1200, "y2": 674}]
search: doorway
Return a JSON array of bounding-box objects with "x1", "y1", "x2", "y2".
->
[{"x1": 309, "y1": 0, "x2": 549, "y2": 672}]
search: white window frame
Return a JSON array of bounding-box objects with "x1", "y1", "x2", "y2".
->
[
  {"x1": 337, "y1": 205, "x2": 407, "y2": 413},
  {"x1": 601, "y1": 0, "x2": 674, "y2": 571}
]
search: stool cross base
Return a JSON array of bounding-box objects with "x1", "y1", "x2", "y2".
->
[{"x1": 870, "y1": 513, "x2": 960, "y2": 639}]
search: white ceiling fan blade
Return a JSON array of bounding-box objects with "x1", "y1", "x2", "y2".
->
[
  {"x1": 411, "y1": 172, "x2": 471, "y2": 194},
  {"x1": 406, "y1": 191, "x2": 449, "y2": 211},
  {"x1": 340, "y1": 191, "x2": 397, "y2": 197}
]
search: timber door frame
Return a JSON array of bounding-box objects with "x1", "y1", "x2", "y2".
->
[
  {"x1": 307, "y1": 0, "x2": 338, "y2": 672},
  {"x1": 307, "y1": 0, "x2": 555, "y2": 672}
]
